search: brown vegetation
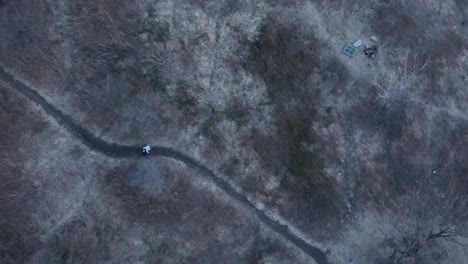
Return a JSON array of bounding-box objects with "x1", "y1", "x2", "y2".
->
[
  {"x1": 0, "y1": 87, "x2": 42, "y2": 263},
  {"x1": 1, "y1": 0, "x2": 467, "y2": 263}
]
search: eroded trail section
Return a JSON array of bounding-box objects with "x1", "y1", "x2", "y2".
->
[{"x1": 0, "y1": 66, "x2": 331, "y2": 264}]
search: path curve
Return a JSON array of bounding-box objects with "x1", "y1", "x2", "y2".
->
[{"x1": 0, "y1": 66, "x2": 330, "y2": 264}]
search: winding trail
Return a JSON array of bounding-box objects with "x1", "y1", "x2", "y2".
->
[{"x1": 0, "y1": 66, "x2": 330, "y2": 264}]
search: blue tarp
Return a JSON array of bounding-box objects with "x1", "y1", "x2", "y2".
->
[{"x1": 342, "y1": 44, "x2": 359, "y2": 58}]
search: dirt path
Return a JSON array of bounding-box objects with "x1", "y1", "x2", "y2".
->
[{"x1": 0, "y1": 66, "x2": 331, "y2": 264}]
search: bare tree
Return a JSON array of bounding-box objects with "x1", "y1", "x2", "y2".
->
[
  {"x1": 368, "y1": 51, "x2": 428, "y2": 110},
  {"x1": 376, "y1": 172, "x2": 468, "y2": 264}
]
